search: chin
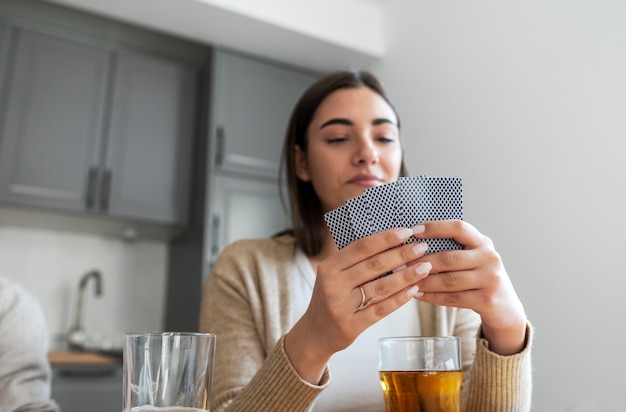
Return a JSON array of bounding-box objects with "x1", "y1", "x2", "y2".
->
[{"x1": 342, "y1": 189, "x2": 367, "y2": 203}]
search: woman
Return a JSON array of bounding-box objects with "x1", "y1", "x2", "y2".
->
[{"x1": 199, "y1": 71, "x2": 532, "y2": 411}]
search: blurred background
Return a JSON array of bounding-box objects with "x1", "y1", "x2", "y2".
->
[{"x1": 0, "y1": 0, "x2": 624, "y2": 410}]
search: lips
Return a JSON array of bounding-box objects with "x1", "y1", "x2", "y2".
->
[{"x1": 348, "y1": 174, "x2": 383, "y2": 187}]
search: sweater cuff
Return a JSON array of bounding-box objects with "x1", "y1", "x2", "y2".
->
[
  {"x1": 279, "y1": 335, "x2": 332, "y2": 388},
  {"x1": 476, "y1": 321, "x2": 534, "y2": 357},
  {"x1": 464, "y1": 323, "x2": 534, "y2": 411},
  {"x1": 236, "y1": 335, "x2": 330, "y2": 411}
]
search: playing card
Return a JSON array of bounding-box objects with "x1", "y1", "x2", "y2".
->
[
  {"x1": 323, "y1": 204, "x2": 354, "y2": 249},
  {"x1": 324, "y1": 175, "x2": 464, "y2": 254},
  {"x1": 362, "y1": 181, "x2": 401, "y2": 233},
  {"x1": 346, "y1": 195, "x2": 371, "y2": 240},
  {"x1": 397, "y1": 176, "x2": 463, "y2": 253}
]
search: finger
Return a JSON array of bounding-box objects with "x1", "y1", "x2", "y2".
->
[
  {"x1": 416, "y1": 269, "x2": 484, "y2": 294},
  {"x1": 355, "y1": 284, "x2": 422, "y2": 318},
  {"x1": 359, "y1": 261, "x2": 432, "y2": 305},
  {"x1": 329, "y1": 227, "x2": 415, "y2": 271},
  {"x1": 424, "y1": 247, "x2": 482, "y2": 274},
  {"x1": 348, "y1": 240, "x2": 430, "y2": 286},
  {"x1": 412, "y1": 220, "x2": 488, "y2": 249},
  {"x1": 414, "y1": 288, "x2": 485, "y2": 310}
]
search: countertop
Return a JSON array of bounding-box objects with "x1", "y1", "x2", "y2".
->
[{"x1": 48, "y1": 351, "x2": 122, "y2": 366}]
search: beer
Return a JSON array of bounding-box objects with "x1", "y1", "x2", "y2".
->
[{"x1": 379, "y1": 370, "x2": 463, "y2": 412}]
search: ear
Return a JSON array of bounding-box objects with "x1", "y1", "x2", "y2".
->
[{"x1": 294, "y1": 145, "x2": 311, "y2": 181}]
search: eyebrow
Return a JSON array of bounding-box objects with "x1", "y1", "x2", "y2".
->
[{"x1": 319, "y1": 117, "x2": 397, "y2": 129}]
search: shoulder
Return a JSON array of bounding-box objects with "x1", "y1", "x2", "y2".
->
[
  {"x1": 0, "y1": 277, "x2": 49, "y2": 350},
  {"x1": 0, "y1": 277, "x2": 41, "y2": 316},
  {"x1": 203, "y1": 235, "x2": 299, "y2": 309},
  {"x1": 0, "y1": 279, "x2": 57, "y2": 411},
  {"x1": 217, "y1": 234, "x2": 297, "y2": 266},
  {"x1": 209, "y1": 234, "x2": 298, "y2": 283}
]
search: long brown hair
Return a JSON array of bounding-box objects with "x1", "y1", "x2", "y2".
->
[{"x1": 278, "y1": 70, "x2": 408, "y2": 256}]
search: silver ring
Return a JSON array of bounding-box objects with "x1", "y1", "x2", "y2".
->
[{"x1": 357, "y1": 286, "x2": 376, "y2": 311}]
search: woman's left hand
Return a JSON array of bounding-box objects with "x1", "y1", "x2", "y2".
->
[{"x1": 412, "y1": 220, "x2": 527, "y2": 356}]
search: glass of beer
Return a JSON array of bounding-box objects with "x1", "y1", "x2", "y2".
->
[
  {"x1": 123, "y1": 332, "x2": 216, "y2": 412},
  {"x1": 378, "y1": 336, "x2": 462, "y2": 412}
]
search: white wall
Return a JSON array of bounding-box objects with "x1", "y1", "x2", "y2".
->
[
  {"x1": 372, "y1": 1, "x2": 626, "y2": 410},
  {"x1": 0, "y1": 225, "x2": 167, "y2": 350}
]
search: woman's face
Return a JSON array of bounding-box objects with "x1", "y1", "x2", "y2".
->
[{"x1": 295, "y1": 86, "x2": 403, "y2": 212}]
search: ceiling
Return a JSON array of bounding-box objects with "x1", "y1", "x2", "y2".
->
[{"x1": 40, "y1": 0, "x2": 386, "y2": 72}]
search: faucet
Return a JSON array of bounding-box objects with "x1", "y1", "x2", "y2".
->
[{"x1": 67, "y1": 269, "x2": 103, "y2": 350}]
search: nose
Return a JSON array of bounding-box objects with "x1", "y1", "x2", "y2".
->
[{"x1": 352, "y1": 137, "x2": 379, "y2": 165}]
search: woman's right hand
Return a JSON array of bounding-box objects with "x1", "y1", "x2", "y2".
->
[{"x1": 283, "y1": 226, "x2": 431, "y2": 384}]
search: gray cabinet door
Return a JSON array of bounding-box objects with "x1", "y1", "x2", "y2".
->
[
  {"x1": 211, "y1": 50, "x2": 318, "y2": 179},
  {"x1": 104, "y1": 52, "x2": 196, "y2": 224},
  {"x1": 51, "y1": 365, "x2": 122, "y2": 412},
  {"x1": 206, "y1": 175, "x2": 290, "y2": 279},
  {"x1": 0, "y1": 28, "x2": 110, "y2": 212}
]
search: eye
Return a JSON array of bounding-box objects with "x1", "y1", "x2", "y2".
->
[
  {"x1": 327, "y1": 136, "x2": 348, "y2": 144},
  {"x1": 376, "y1": 136, "x2": 396, "y2": 144}
]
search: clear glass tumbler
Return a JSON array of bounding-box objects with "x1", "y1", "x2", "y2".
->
[{"x1": 123, "y1": 332, "x2": 216, "y2": 412}]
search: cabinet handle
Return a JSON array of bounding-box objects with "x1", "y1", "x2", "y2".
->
[
  {"x1": 215, "y1": 126, "x2": 225, "y2": 167},
  {"x1": 209, "y1": 214, "x2": 221, "y2": 268},
  {"x1": 100, "y1": 169, "x2": 112, "y2": 212},
  {"x1": 86, "y1": 167, "x2": 98, "y2": 210}
]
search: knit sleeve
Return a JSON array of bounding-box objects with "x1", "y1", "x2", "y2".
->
[
  {"x1": 213, "y1": 336, "x2": 330, "y2": 412},
  {"x1": 199, "y1": 239, "x2": 329, "y2": 412},
  {"x1": 463, "y1": 323, "x2": 534, "y2": 412}
]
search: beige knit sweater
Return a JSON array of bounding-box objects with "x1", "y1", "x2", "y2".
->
[{"x1": 199, "y1": 235, "x2": 532, "y2": 411}]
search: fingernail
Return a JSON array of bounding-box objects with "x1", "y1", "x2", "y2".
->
[
  {"x1": 406, "y1": 285, "x2": 419, "y2": 297},
  {"x1": 414, "y1": 291, "x2": 424, "y2": 298},
  {"x1": 392, "y1": 264, "x2": 407, "y2": 273},
  {"x1": 396, "y1": 228, "x2": 413, "y2": 240},
  {"x1": 415, "y1": 262, "x2": 432, "y2": 276},
  {"x1": 412, "y1": 242, "x2": 428, "y2": 255},
  {"x1": 412, "y1": 224, "x2": 425, "y2": 234}
]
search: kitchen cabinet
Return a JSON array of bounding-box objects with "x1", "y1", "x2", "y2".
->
[
  {"x1": 206, "y1": 175, "x2": 289, "y2": 272},
  {"x1": 103, "y1": 51, "x2": 195, "y2": 223},
  {"x1": 203, "y1": 50, "x2": 320, "y2": 278},
  {"x1": 0, "y1": 26, "x2": 197, "y2": 226},
  {"x1": 166, "y1": 51, "x2": 320, "y2": 329},
  {"x1": 210, "y1": 50, "x2": 319, "y2": 179},
  {"x1": 51, "y1": 364, "x2": 122, "y2": 412},
  {"x1": 0, "y1": 28, "x2": 109, "y2": 213}
]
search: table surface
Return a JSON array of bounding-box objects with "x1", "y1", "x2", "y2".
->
[{"x1": 48, "y1": 351, "x2": 122, "y2": 365}]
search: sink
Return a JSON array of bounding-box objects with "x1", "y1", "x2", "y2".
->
[
  {"x1": 67, "y1": 270, "x2": 103, "y2": 350},
  {"x1": 55, "y1": 332, "x2": 124, "y2": 360},
  {"x1": 73, "y1": 334, "x2": 124, "y2": 359}
]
